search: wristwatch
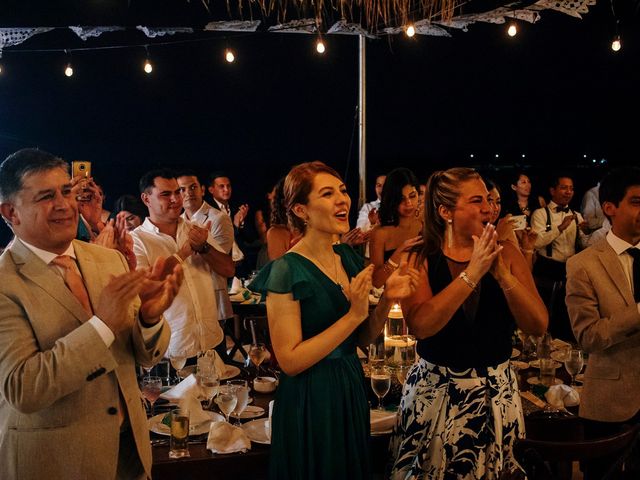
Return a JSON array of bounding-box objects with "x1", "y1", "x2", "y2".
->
[{"x1": 195, "y1": 242, "x2": 211, "y2": 254}]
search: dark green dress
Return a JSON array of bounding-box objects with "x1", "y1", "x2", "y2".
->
[{"x1": 250, "y1": 243, "x2": 371, "y2": 480}]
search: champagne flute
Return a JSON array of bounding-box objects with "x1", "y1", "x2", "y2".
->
[
  {"x1": 564, "y1": 348, "x2": 584, "y2": 387},
  {"x1": 228, "y1": 380, "x2": 249, "y2": 425},
  {"x1": 169, "y1": 350, "x2": 188, "y2": 384},
  {"x1": 141, "y1": 376, "x2": 162, "y2": 417},
  {"x1": 370, "y1": 367, "x2": 391, "y2": 411},
  {"x1": 215, "y1": 385, "x2": 238, "y2": 423},
  {"x1": 249, "y1": 343, "x2": 268, "y2": 378}
]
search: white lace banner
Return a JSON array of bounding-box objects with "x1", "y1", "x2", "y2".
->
[
  {"x1": 327, "y1": 21, "x2": 377, "y2": 39},
  {"x1": 0, "y1": 27, "x2": 54, "y2": 48},
  {"x1": 136, "y1": 26, "x2": 194, "y2": 38},
  {"x1": 204, "y1": 21, "x2": 261, "y2": 32},
  {"x1": 268, "y1": 19, "x2": 318, "y2": 34},
  {"x1": 383, "y1": 20, "x2": 451, "y2": 37},
  {"x1": 532, "y1": 0, "x2": 596, "y2": 18},
  {"x1": 69, "y1": 26, "x2": 125, "y2": 41}
]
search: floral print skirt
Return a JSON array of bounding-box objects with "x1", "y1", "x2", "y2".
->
[{"x1": 388, "y1": 359, "x2": 526, "y2": 480}]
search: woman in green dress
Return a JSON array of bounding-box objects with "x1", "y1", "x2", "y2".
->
[{"x1": 250, "y1": 161, "x2": 418, "y2": 479}]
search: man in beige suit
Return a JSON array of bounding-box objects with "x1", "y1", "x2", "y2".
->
[
  {"x1": 0, "y1": 148, "x2": 182, "y2": 479},
  {"x1": 566, "y1": 166, "x2": 640, "y2": 479}
]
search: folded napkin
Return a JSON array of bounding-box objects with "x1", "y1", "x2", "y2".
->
[
  {"x1": 160, "y1": 373, "x2": 196, "y2": 401},
  {"x1": 544, "y1": 384, "x2": 580, "y2": 409},
  {"x1": 230, "y1": 288, "x2": 252, "y2": 303},
  {"x1": 207, "y1": 421, "x2": 251, "y2": 454},
  {"x1": 370, "y1": 409, "x2": 397, "y2": 433},
  {"x1": 212, "y1": 351, "x2": 227, "y2": 378},
  {"x1": 229, "y1": 276, "x2": 243, "y2": 294},
  {"x1": 266, "y1": 400, "x2": 275, "y2": 441}
]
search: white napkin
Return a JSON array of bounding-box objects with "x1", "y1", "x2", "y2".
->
[
  {"x1": 266, "y1": 400, "x2": 275, "y2": 440},
  {"x1": 544, "y1": 384, "x2": 580, "y2": 409},
  {"x1": 229, "y1": 288, "x2": 252, "y2": 302},
  {"x1": 370, "y1": 409, "x2": 397, "y2": 433},
  {"x1": 229, "y1": 276, "x2": 243, "y2": 294},
  {"x1": 207, "y1": 421, "x2": 251, "y2": 454},
  {"x1": 160, "y1": 373, "x2": 196, "y2": 401},
  {"x1": 212, "y1": 351, "x2": 227, "y2": 378}
]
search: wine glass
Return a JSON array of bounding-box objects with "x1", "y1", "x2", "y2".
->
[
  {"x1": 564, "y1": 348, "x2": 584, "y2": 387},
  {"x1": 169, "y1": 350, "x2": 188, "y2": 384},
  {"x1": 370, "y1": 367, "x2": 391, "y2": 411},
  {"x1": 228, "y1": 380, "x2": 250, "y2": 425},
  {"x1": 249, "y1": 343, "x2": 268, "y2": 377},
  {"x1": 197, "y1": 372, "x2": 219, "y2": 409},
  {"x1": 215, "y1": 385, "x2": 238, "y2": 423},
  {"x1": 141, "y1": 376, "x2": 162, "y2": 416}
]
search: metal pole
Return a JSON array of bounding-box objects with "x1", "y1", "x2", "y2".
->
[{"x1": 358, "y1": 34, "x2": 367, "y2": 210}]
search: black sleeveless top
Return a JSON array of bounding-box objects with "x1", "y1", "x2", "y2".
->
[{"x1": 416, "y1": 251, "x2": 515, "y2": 370}]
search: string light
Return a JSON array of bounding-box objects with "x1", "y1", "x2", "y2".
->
[
  {"x1": 316, "y1": 39, "x2": 326, "y2": 54},
  {"x1": 225, "y1": 49, "x2": 235, "y2": 63},
  {"x1": 507, "y1": 22, "x2": 517, "y2": 37},
  {"x1": 143, "y1": 46, "x2": 153, "y2": 73},
  {"x1": 611, "y1": 35, "x2": 621, "y2": 52},
  {"x1": 64, "y1": 63, "x2": 73, "y2": 77},
  {"x1": 0, "y1": 64, "x2": 3, "y2": 75},
  {"x1": 405, "y1": 25, "x2": 416, "y2": 37}
]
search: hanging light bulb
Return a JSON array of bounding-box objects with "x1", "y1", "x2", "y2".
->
[
  {"x1": 144, "y1": 59, "x2": 153, "y2": 74},
  {"x1": 507, "y1": 22, "x2": 517, "y2": 37},
  {"x1": 0, "y1": 63, "x2": 3, "y2": 75},
  {"x1": 406, "y1": 25, "x2": 416, "y2": 37},
  {"x1": 611, "y1": 35, "x2": 622, "y2": 52},
  {"x1": 225, "y1": 49, "x2": 235, "y2": 63},
  {"x1": 64, "y1": 63, "x2": 74, "y2": 77},
  {"x1": 316, "y1": 39, "x2": 326, "y2": 54}
]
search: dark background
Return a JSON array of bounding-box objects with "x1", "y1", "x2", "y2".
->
[{"x1": 0, "y1": 0, "x2": 638, "y2": 245}]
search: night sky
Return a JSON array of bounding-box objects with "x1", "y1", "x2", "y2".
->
[{"x1": 1, "y1": 0, "x2": 638, "y2": 245}]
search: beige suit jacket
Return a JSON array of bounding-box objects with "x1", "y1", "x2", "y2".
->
[
  {"x1": 566, "y1": 238, "x2": 640, "y2": 422},
  {"x1": 0, "y1": 239, "x2": 170, "y2": 479}
]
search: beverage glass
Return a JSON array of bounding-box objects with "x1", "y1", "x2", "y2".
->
[
  {"x1": 170, "y1": 350, "x2": 188, "y2": 384},
  {"x1": 197, "y1": 372, "x2": 219, "y2": 408},
  {"x1": 370, "y1": 367, "x2": 391, "y2": 411},
  {"x1": 228, "y1": 380, "x2": 250, "y2": 425},
  {"x1": 169, "y1": 408, "x2": 190, "y2": 458},
  {"x1": 564, "y1": 348, "x2": 584, "y2": 387},
  {"x1": 368, "y1": 335, "x2": 385, "y2": 373},
  {"x1": 141, "y1": 376, "x2": 162, "y2": 416},
  {"x1": 249, "y1": 343, "x2": 268, "y2": 377},
  {"x1": 539, "y1": 358, "x2": 556, "y2": 387},
  {"x1": 215, "y1": 385, "x2": 238, "y2": 423}
]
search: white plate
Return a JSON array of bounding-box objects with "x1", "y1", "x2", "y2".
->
[
  {"x1": 230, "y1": 405, "x2": 265, "y2": 419},
  {"x1": 241, "y1": 418, "x2": 270, "y2": 444},
  {"x1": 526, "y1": 376, "x2": 563, "y2": 386},
  {"x1": 370, "y1": 409, "x2": 396, "y2": 436},
  {"x1": 529, "y1": 359, "x2": 561, "y2": 369},
  {"x1": 511, "y1": 348, "x2": 521, "y2": 359},
  {"x1": 550, "y1": 350, "x2": 568, "y2": 362},
  {"x1": 148, "y1": 411, "x2": 223, "y2": 436},
  {"x1": 510, "y1": 360, "x2": 530, "y2": 370}
]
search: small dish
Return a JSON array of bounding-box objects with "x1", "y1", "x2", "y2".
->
[
  {"x1": 526, "y1": 376, "x2": 563, "y2": 386},
  {"x1": 529, "y1": 359, "x2": 561, "y2": 369},
  {"x1": 253, "y1": 376, "x2": 277, "y2": 393}
]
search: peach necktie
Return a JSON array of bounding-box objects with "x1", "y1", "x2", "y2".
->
[{"x1": 51, "y1": 255, "x2": 93, "y2": 316}]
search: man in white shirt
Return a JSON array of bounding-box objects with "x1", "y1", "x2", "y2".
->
[
  {"x1": 177, "y1": 171, "x2": 235, "y2": 328},
  {"x1": 566, "y1": 167, "x2": 640, "y2": 479},
  {"x1": 356, "y1": 174, "x2": 385, "y2": 259},
  {"x1": 531, "y1": 174, "x2": 592, "y2": 341},
  {"x1": 0, "y1": 149, "x2": 179, "y2": 479},
  {"x1": 132, "y1": 169, "x2": 233, "y2": 360},
  {"x1": 581, "y1": 182, "x2": 605, "y2": 232}
]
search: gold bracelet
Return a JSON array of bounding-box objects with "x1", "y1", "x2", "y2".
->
[
  {"x1": 458, "y1": 271, "x2": 477, "y2": 290},
  {"x1": 172, "y1": 253, "x2": 184, "y2": 264},
  {"x1": 387, "y1": 258, "x2": 399, "y2": 268},
  {"x1": 521, "y1": 249, "x2": 534, "y2": 254},
  {"x1": 502, "y1": 282, "x2": 518, "y2": 293}
]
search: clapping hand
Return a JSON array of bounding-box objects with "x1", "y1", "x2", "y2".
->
[
  {"x1": 342, "y1": 228, "x2": 370, "y2": 247},
  {"x1": 466, "y1": 224, "x2": 502, "y2": 283},
  {"x1": 368, "y1": 208, "x2": 380, "y2": 226},
  {"x1": 384, "y1": 261, "x2": 420, "y2": 300},
  {"x1": 138, "y1": 257, "x2": 184, "y2": 324},
  {"x1": 188, "y1": 221, "x2": 211, "y2": 252},
  {"x1": 349, "y1": 265, "x2": 374, "y2": 322}
]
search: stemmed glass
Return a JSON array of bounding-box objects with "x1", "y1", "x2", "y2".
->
[
  {"x1": 370, "y1": 367, "x2": 391, "y2": 411},
  {"x1": 564, "y1": 348, "x2": 584, "y2": 387},
  {"x1": 169, "y1": 350, "x2": 188, "y2": 384},
  {"x1": 228, "y1": 380, "x2": 250, "y2": 425},
  {"x1": 197, "y1": 372, "x2": 219, "y2": 409},
  {"x1": 141, "y1": 376, "x2": 163, "y2": 416},
  {"x1": 249, "y1": 343, "x2": 268, "y2": 378},
  {"x1": 215, "y1": 385, "x2": 238, "y2": 423}
]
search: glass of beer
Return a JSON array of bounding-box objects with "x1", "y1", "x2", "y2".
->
[{"x1": 169, "y1": 408, "x2": 190, "y2": 458}]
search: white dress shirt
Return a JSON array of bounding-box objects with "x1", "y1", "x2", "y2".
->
[
  {"x1": 131, "y1": 217, "x2": 223, "y2": 358},
  {"x1": 606, "y1": 230, "x2": 640, "y2": 309},
  {"x1": 356, "y1": 198, "x2": 381, "y2": 231},
  {"x1": 183, "y1": 201, "x2": 234, "y2": 320},
  {"x1": 581, "y1": 184, "x2": 605, "y2": 231},
  {"x1": 531, "y1": 201, "x2": 592, "y2": 262}
]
